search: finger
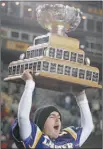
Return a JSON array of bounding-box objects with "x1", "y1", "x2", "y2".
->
[
  {"x1": 28, "y1": 69, "x2": 33, "y2": 74},
  {"x1": 23, "y1": 69, "x2": 33, "y2": 74}
]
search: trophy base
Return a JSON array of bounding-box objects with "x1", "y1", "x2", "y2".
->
[{"x1": 4, "y1": 74, "x2": 101, "y2": 92}]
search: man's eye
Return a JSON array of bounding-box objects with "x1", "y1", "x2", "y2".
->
[{"x1": 50, "y1": 116, "x2": 54, "y2": 118}]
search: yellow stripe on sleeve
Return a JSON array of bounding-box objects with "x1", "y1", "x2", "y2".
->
[
  {"x1": 63, "y1": 127, "x2": 77, "y2": 140},
  {"x1": 29, "y1": 127, "x2": 42, "y2": 148}
]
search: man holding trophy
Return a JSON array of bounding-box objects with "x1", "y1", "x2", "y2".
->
[
  {"x1": 8, "y1": 4, "x2": 102, "y2": 148},
  {"x1": 10, "y1": 69, "x2": 94, "y2": 148}
]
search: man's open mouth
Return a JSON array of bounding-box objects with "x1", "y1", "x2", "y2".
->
[{"x1": 54, "y1": 125, "x2": 59, "y2": 130}]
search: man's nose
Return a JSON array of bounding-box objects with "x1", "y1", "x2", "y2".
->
[{"x1": 55, "y1": 117, "x2": 59, "y2": 122}]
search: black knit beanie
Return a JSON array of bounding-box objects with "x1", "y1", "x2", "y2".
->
[{"x1": 33, "y1": 105, "x2": 62, "y2": 131}]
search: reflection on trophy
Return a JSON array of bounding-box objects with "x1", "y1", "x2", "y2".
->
[{"x1": 4, "y1": 4, "x2": 102, "y2": 91}]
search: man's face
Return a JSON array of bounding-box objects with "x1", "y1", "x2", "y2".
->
[{"x1": 43, "y1": 111, "x2": 61, "y2": 139}]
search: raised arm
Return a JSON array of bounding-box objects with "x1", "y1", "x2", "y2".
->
[
  {"x1": 76, "y1": 90, "x2": 94, "y2": 147},
  {"x1": 18, "y1": 70, "x2": 35, "y2": 140}
]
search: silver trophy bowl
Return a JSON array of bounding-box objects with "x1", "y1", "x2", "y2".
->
[{"x1": 36, "y1": 4, "x2": 83, "y2": 35}]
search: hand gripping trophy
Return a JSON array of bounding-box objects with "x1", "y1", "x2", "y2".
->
[{"x1": 4, "y1": 4, "x2": 102, "y2": 91}]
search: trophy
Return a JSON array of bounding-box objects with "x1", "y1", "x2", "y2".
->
[{"x1": 4, "y1": 4, "x2": 102, "y2": 91}]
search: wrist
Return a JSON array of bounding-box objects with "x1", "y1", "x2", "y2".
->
[
  {"x1": 76, "y1": 90, "x2": 88, "y2": 105},
  {"x1": 77, "y1": 90, "x2": 85, "y2": 96},
  {"x1": 74, "y1": 90, "x2": 85, "y2": 97},
  {"x1": 25, "y1": 80, "x2": 35, "y2": 90}
]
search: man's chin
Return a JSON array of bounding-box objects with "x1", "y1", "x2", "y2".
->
[
  {"x1": 53, "y1": 131, "x2": 60, "y2": 138},
  {"x1": 51, "y1": 135, "x2": 58, "y2": 139},
  {"x1": 48, "y1": 129, "x2": 60, "y2": 139}
]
